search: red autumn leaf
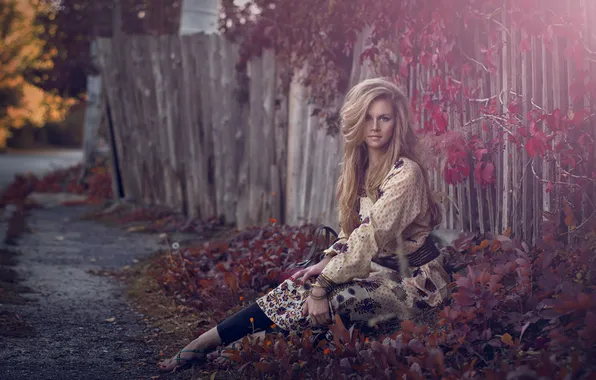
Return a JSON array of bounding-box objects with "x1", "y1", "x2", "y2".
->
[
  {"x1": 371, "y1": 340, "x2": 385, "y2": 354},
  {"x1": 525, "y1": 133, "x2": 548, "y2": 157},
  {"x1": 571, "y1": 108, "x2": 586, "y2": 126},
  {"x1": 227, "y1": 354, "x2": 244, "y2": 362},
  {"x1": 224, "y1": 271, "x2": 239, "y2": 291},
  {"x1": 216, "y1": 263, "x2": 227, "y2": 272},
  {"x1": 408, "y1": 339, "x2": 426, "y2": 354},
  {"x1": 481, "y1": 162, "x2": 495, "y2": 185},
  {"x1": 507, "y1": 102, "x2": 521, "y2": 115},
  {"x1": 329, "y1": 314, "x2": 350, "y2": 343},
  {"x1": 274, "y1": 338, "x2": 288, "y2": 357},
  {"x1": 577, "y1": 292, "x2": 594, "y2": 308},
  {"x1": 477, "y1": 270, "x2": 491, "y2": 285},
  {"x1": 432, "y1": 109, "x2": 448, "y2": 134},
  {"x1": 454, "y1": 291, "x2": 475, "y2": 306},
  {"x1": 254, "y1": 362, "x2": 276, "y2": 372},
  {"x1": 474, "y1": 148, "x2": 488, "y2": 161},
  {"x1": 401, "y1": 319, "x2": 417, "y2": 333}
]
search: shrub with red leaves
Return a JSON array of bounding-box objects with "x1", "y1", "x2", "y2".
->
[
  {"x1": 0, "y1": 174, "x2": 38, "y2": 208},
  {"x1": 0, "y1": 164, "x2": 113, "y2": 208},
  {"x1": 89, "y1": 206, "x2": 223, "y2": 235},
  {"x1": 155, "y1": 223, "x2": 314, "y2": 323},
  {"x1": 157, "y1": 225, "x2": 596, "y2": 379}
]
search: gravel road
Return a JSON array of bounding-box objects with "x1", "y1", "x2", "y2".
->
[{"x1": 0, "y1": 205, "x2": 192, "y2": 380}]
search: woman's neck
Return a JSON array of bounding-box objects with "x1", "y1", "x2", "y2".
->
[{"x1": 367, "y1": 148, "x2": 383, "y2": 168}]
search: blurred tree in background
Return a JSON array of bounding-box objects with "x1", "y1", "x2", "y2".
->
[
  {"x1": 23, "y1": 0, "x2": 180, "y2": 101},
  {"x1": 0, "y1": 0, "x2": 29, "y2": 147},
  {"x1": 2, "y1": 0, "x2": 182, "y2": 149},
  {"x1": 23, "y1": 0, "x2": 114, "y2": 100}
]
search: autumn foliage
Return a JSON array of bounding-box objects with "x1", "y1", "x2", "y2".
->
[{"x1": 155, "y1": 221, "x2": 596, "y2": 378}]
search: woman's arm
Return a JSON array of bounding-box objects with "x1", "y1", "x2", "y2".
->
[
  {"x1": 321, "y1": 228, "x2": 348, "y2": 259},
  {"x1": 315, "y1": 160, "x2": 428, "y2": 292},
  {"x1": 289, "y1": 228, "x2": 347, "y2": 283}
]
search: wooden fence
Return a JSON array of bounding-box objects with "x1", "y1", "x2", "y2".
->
[
  {"x1": 98, "y1": 33, "x2": 359, "y2": 230},
  {"x1": 97, "y1": 5, "x2": 595, "y2": 241}
]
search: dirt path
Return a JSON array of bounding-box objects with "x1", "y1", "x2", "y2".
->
[{"x1": 0, "y1": 205, "x2": 189, "y2": 380}]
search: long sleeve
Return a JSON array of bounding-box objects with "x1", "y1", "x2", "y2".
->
[
  {"x1": 317, "y1": 160, "x2": 428, "y2": 289},
  {"x1": 322, "y1": 228, "x2": 348, "y2": 258}
]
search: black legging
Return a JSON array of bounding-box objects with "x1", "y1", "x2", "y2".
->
[{"x1": 216, "y1": 303, "x2": 277, "y2": 345}]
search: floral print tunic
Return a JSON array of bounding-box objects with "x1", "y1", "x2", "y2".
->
[{"x1": 256, "y1": 157, "x2": 450, "y2": 332}]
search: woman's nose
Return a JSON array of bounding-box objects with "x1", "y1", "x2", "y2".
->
[{"x1": 371, "y1": 119, "x2": 379, "y2": 130}]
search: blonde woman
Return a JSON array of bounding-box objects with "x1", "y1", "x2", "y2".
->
[{"x1": 159, "y1": 78, "x2": 450, "y2": 372}]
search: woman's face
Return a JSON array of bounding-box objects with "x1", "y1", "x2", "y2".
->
[{"x1": 363, "y1": 98, "x2": 395, "y2": 151}]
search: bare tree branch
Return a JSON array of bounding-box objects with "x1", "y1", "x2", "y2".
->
[{"x1": 462, "y1": 52, "x2": 490, "y2": 73}]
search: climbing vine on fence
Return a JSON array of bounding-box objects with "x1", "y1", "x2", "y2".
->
[{"x1": 221, "y1": 0, "x2": 595, "y2": 238}]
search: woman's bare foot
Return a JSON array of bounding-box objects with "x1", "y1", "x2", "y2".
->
[
  {"x1": 210, "y1": 344, "x2": 240, "y2": 369},
  {"x1": 158, "y1": 341, "x2": 206, "y2": 372},
  {"x1": 157, "y1": 326, "x2": 222, "y2": 372},
  {"x1": 213, "y1": 355, "x2": 232, "y2": 368}
]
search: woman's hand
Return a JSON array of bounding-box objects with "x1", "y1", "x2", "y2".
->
[
  {"x1": 290, "y1": 256, "x2": 332, "y2": 283},
  {"x1": 302, "y1": 289, "x2": 331, "y2": 325}
]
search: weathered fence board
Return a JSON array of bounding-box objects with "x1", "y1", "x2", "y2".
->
[{"x1": 285, "y1": 68, "x2": 309, "y2": 226}]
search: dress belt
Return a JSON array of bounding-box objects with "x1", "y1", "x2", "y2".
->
[{"x1": 371, "y1": 236, "x2": 441, "y2": 273}]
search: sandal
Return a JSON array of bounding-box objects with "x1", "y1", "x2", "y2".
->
[{"x1": 158, "y1": 348, "x2": 206, "y2": 372}]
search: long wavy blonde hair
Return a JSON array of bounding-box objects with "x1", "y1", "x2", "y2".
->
[{"x1": 337, "y1": 78, "x2": 441, "y2": 234}]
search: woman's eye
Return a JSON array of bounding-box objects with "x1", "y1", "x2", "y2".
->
[
  {"x1": 381, "y1": 116, "x2": 391, "y2": 122},
  {"x1": 365, "y1": 115, "x2": 372, "y2": 121}
]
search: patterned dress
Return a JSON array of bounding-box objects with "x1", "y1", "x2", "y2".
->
[{"x1": 256, "y1": 157, "x2": 451, "y2": 332}]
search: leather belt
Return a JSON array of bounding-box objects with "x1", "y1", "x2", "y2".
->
[{"x1": 372, "y1": 236, "x2": 441, "y2": 272}]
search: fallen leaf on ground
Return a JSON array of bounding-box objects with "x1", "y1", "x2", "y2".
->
[
  {"x1": 127, "y1": 225, "x2": 146, "y2": 233},
  {"x1": 210, "y1": 372, "x2": 217, "y2": 380},
  {"x1": 105, "y1": 317, "x2": 116, "y2": 323},
  {"x1": 501, "y1": 333, "x2": 514, "y2": 346},
  {"x1": 55, "y1": 236, "x2": 64, "y2": 241}
]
